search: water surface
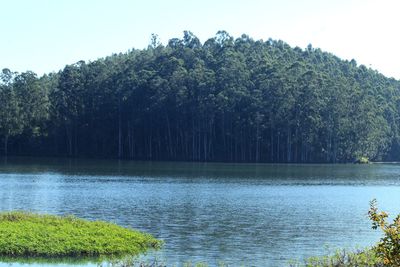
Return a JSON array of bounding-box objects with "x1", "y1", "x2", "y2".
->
[{"x1": 1, "y1": 158, "x2": 400, "y2": 266}]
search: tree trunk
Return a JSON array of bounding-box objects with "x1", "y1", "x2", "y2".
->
[
  {"x1": 277, "y1": 131, "x2": 280, "y2": 162},
  {"x1": 270, "y1": 130, "x2": 274, "y2": 162},
  {"x1": 67, "y1": 125, "x2": 72, "y2": 157},
  {"x1": 295, "y1": 128, "x2": 299, "y2": 162},
  {"x1": 192, "y1": 119, "x2": 195, "y2": 160},
  {"x1": 166, "y1": 115, "x2": 172, "y2": 158},
  {"x1": 287, "y1": 127, "x2": 291, "y2": 162},
  {"x1": 255, "y1": 121, "x2": 260, "y2": 163},
  {"x1": 74, "y1": 121, "x2": 78, "y2": 157},
  {"x1": 4, "y1": 135, "x2": 9, "y2": 157},
  {"x1": 118, "y1": 98, "x2": 122, "y2": 159}
]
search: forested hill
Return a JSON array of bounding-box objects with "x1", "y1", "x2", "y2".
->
[{"x1": 1, "y1": 31, "x2": 400, "y2": 163}]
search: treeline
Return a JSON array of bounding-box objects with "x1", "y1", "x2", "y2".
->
[{"x1": 1, "y1": 31, "x2": 400, "y2": 163}]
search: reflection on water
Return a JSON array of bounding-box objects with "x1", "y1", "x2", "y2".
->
[
  {"x1": 1, "y1": 158, "x2": 400, "y2": 266},
  {"x1": 0, "y1": 256, "x2": 99, "y2": 266},
  {"x1": 0, "y1": 255, "x2": 161, "y2": 267}
]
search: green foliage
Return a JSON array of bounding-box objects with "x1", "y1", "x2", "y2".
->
[
  {"x1": 0, "y1": 69, "x2": 48, "y2": 155},
  {"x1": 296, "y1": 249, "x2": 383, "y2": 266},
  {"x1": 0, "y1": 85, "x2": 22, "y2": 138},
  {"x1": 368, "y1": 199, "x2": 400, "y2": 266},
  {"x1": 355, "y1": 156, "x2": 370, "y2": 164},
  {"x1": 295, "y1": 200, "x2": 400, "y2": 267},
  {"x1": 2, "y1": 32, "x2": 400, "y2": 162},
  {"x1": 0, "y1": 211, "x2": 161, "y2": 257}
]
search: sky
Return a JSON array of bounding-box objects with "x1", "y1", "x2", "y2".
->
[{"x1": 1, "y1": 0, "x2": 400, "y2": 79}]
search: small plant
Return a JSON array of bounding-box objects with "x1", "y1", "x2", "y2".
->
[
  {"x1": 289, "y1": 248, "x2": 382, "y2": 267},
  {"x1": 354, "y1": 156, "x2": 369, "y2": 164},
  {"x1": 368, "y1": 199, "x2": 400, "y2": 266}
]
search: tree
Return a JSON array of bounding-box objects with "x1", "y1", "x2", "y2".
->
[
  {"x1": 0, "y1": 83, "x2": 22, "y2": 156},
  {"x1": 1, "y1": 32, "x2": 400, "y2": 162}
]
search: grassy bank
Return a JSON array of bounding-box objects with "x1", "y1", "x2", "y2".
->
[
  {"x1": 294, "y1": 248, "x2": 384, "y2": 267},
  {"x1": 0, "y1": 212, "x2": 162, "y2": 257}
]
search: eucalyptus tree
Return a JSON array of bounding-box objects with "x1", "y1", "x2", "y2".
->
[
  {"x1": 0, "y1": 79, "x2": 21, "y2": 156},
  {"x1": 51, "y1": 62, "x2": 85, "y2": 156},
  {"x1": 2, "y1": 32, "x2": 400, "y2": 162}
]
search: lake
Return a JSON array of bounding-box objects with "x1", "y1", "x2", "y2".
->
[{"x1": 1, "y1": 157, "x2": 400, "y2": 266}]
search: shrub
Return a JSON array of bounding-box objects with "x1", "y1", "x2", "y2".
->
[
  {"x1": 368, "y1": 199, "x2": 400, "y2": 266},
  {"x1": 354, "y1": 156, "x2": 370, "y2": 164}
]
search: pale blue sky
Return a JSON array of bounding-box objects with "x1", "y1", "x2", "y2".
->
[{"x1": 1, "y1": 0, "x2": 399, "y2": 78}]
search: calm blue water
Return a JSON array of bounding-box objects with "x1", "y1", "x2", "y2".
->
[{"x1": 1, "y1": 158, "x2": 400, "y2": 266}]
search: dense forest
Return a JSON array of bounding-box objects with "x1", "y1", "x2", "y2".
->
[{"x1": 1, "y1": 31, "x2": 400, "y2": 163}]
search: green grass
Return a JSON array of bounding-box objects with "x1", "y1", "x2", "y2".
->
[
  {"x1": 288, "y1": 248, "x2": 384, "y2": 267},
  {"x1": 0, "y1": 211, "x2": 162, "y2": 258}
]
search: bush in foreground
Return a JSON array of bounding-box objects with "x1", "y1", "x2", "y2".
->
[
  {"x1": 297, "y1": 249, "x2": 384, "y2": 267},
  {"x1": 0, "y1": 212, "x2": 162, "y2": 257},
  {"x1": 368, "y1": 199, "x2": 400, "y2": 266},
  {"x1": 292, "y1": 199, "x2": 400, "y2": 267}
]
